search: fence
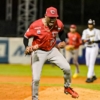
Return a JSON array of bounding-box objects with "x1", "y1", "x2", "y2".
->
[{"x1": 0, "y1": 37, "x2": 100, "y2": 64}]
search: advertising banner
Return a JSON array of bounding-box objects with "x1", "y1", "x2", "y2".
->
[
  {"x1": 0, "y1": 38, "x2": 8, "y2": 63},
  {"x1": 0, "y1": 37, "x2": 100, "y2": 64},
  {"x1": 8, "y1": 38, "x2": 32, "y2": 64}
]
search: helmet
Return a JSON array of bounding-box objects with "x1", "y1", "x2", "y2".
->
[{"x1": 88, "y1": 19, "x2": 95, "y2": 25}]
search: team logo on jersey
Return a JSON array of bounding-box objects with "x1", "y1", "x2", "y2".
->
[
  {"x1": 86, "y1": 34, "x2": 95, "y2": 38},
  {"x1": 37, "y1": 30, "x2": 41, "y2": 34}
]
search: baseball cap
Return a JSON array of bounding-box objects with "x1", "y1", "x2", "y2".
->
[
  {"x1": 88, "y1": 19, "x2": 95, "y2": 25},
  {"x1": 70, "y1": 24, "x2": 77, "y2": 29},
  {"x1": 45, "y1": 7, "x2": 58, "y2": 17}
]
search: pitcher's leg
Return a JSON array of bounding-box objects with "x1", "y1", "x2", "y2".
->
[
  {"x1": 31, "y1": 51, "x2": 47, "y2": 100},
  {"x1": 48, "y1": 48, "x2": 71, "y2": 87},
  {"x1": 47, "y1": 48, "x2": 79, "y2": 98},
  {"x1": 32, "y1": 63, "x2": 42, "y2": 100}
]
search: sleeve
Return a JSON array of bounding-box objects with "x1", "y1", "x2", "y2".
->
[
  {"x1": 23, "y1": 37, "x2": 29, "y2": 48},
  {"x1": 78, "y1": 34, "x2": 82, "y2": 45},
  {"x1": 23, "y1": 23, "x2": 35, "y2": 48},
  {"x1": 73, "y1": 34, "x2": 82, "y2": 47},
  {"x1": 82, "y1": 30, "x2": 87, "y2": 40},
  {"x1": 58, "y1": 30, "x2": 66, "y2": 41},
  {"x1": 93, "y1": 30, "x2": 100, "y2": 43},
  {"x1": 57, "y1": 20, "x2": 66, "y2": 41},
  {"x1": 60, "y1": 24, "x2": 64, "y2": 32},
  {"x1": 24, "y1": 24, "x2": 35, "y2": 38},
  {"x1": 57, "y1": 19, "x2": 64, "y2": 32},
  {"x1": 97, "y1": 30, "x2": 100, "y2": 40}
]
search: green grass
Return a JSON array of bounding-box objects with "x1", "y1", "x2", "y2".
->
[
  {"x1": 0, "y1": 64, "x2": 100, "y2": 90},
  {"x1": 72, "y1": 84, "x2": 100, "y2": 90},
  {"x1": 42, "y1": 64, "x2": 100, "y2": 77},
  {"x1": 40, "y1": 84, "x2": 100, "y2": 91},
  {"x1": 0, "y1": 64, "x2": 32, "y2": 76},
  {"x1": 0, "y1": 64, "x2": 100, "y2": 77}
]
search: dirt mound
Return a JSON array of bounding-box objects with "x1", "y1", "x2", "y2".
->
[
  {"x1": 25, "y1": 87, "x2": 100, "y2": 100},
  {"x1": 0, "y1": 76, "x2": 100, "y2": 100}
]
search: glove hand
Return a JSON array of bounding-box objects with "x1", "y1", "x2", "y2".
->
[
  {"x1": 86, "y1": 40, "x2": 94, "y2": 44},
  {"x1": 25, "y1": 44, "x2": 39, "y2": 55},
  {"x1": 57, "y1": 41, "x2": 66, "y2": 48}
]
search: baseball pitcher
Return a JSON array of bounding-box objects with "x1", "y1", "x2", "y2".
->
[
  {"x1": 82, "y1": 19, "x2": 100, "y2": 83},
  {"x1": 23, "y1": 7, "x2": 79, "y2": 100}
]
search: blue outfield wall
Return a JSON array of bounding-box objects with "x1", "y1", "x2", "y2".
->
[
  {"x1": 56, "y1": 40, "x2": 100, "y2": 64},
  {"x1": 0, "y1": 38, "x2": 100, "y2": 64},
  {"x1": 0, "y1": 38, "x2": 9, "y2": 63}
]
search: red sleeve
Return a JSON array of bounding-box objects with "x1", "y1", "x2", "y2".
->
[
  {"x1": 78, "y1": 33, "x2": 82, "y2": 45},
  {"x1": 74, "y1": 33, "x2": 82, "y2": 48},
  {"x1": 57, "y1": 19, "x2": 64, "y2": 32},
  {"x1": 60, "y1": 22, "x2": 64, "y2": 32},
  {"x1": 24, "y1": 23, "x2": 35, "y2": 38}
]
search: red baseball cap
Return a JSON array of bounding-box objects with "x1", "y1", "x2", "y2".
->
[
  {"x1": 45, "y1": 7, "x2": 59, "y2": 17},
  {"x1": 70, "y1": 24, "x2": 77, "y2": 28}
]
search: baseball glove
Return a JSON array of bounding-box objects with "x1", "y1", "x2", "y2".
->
[
  {"x1": 87, "y1": 39, "x2": 94, "y2": 44},
  {"x1": 65, "y1": 45, "x2": 74, "y2": 51}
]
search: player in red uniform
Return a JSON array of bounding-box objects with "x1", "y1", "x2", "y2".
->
[
  {"x1": 23, "y1": 7, "x2": 79, "y2": 100},
  {"x1": 65, "y1": 25, "x2": 82, "y2": 78}
]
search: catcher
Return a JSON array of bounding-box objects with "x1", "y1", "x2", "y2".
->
[{"x1": 65, "y1": 24, "x2": 82, "y2": 78}]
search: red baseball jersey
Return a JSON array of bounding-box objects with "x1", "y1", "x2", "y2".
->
[
  {"x1": 24, "y1": 18, "x2": 64, "y2": 51},
  {"x1": 67, "y1": 32, "x2": 82, "y2": 49}
]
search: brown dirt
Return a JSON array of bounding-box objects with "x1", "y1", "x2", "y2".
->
[
  {"x1": 25, "y1": 87, "x2": 100, "y2": 100},
  {"x1": 0, "y1": 76, "x2": 100, "y2": 100}
]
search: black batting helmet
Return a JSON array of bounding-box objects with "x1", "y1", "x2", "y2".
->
[{"x1": 88, "y1": 19, "x2": 95, "y2": 25}]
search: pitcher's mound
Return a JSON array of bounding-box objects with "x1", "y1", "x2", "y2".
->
[{"x1": 24, "y1": 87, "x2": 100, "y2": 100}]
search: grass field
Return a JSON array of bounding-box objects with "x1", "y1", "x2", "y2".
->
[{"x1": 0, "y1": 64, "x2": 100, "y2": 90}]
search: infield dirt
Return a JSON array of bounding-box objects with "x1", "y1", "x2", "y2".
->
[{"x1": 0, "y1": 76, "x2": 100, "y2": 100}]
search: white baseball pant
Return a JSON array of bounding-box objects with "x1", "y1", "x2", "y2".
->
[
  {"x1": 31, "y1": 47, "x2": 71, "y2": 100},
  {"x1": 85, "y1": 45, "x2": 99, "y2": 78}
]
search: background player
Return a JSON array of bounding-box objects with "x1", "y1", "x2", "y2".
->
[
  {"x1": 23, "y1": 7, "x2": 79, "y2": 100},
  {"x1": 65, "y1": 25, "x2": 82, "y2": 78},
  {"x1": 82, "y1": 19, "x2": 100, "y2": 83}
]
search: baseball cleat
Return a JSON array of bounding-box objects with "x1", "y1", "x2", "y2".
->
[
  {"x1": 64, "y1": 87, "x2": 79, "y2": 98},
  {"x1": 73, "y1": 73, "x2": 79, "y2": 78},
  {"x1": 86, "y1": 78, "x2": 93, "y2": 83},
  {"x1": 92, "y1": 76, "x2": 97, "y2": 81}
]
